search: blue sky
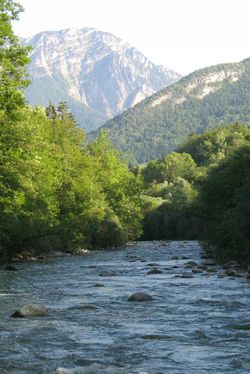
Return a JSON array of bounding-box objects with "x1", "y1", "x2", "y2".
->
[{"x1": 13, "y1": 0, "x2": 250, "y2": 75}]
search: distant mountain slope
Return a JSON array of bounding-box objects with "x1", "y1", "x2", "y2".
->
[
  {"x1": 23, "y1": 28, "x2": 181, "y2": 132},
  {"x1": 95, "y1": 58, "x2": 250, "y2": 163}
]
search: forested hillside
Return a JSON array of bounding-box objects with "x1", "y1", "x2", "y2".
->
[{"x1": 96, "y1": 58, "x2": 250, "y2": 163}]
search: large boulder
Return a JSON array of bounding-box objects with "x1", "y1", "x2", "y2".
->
[
  {"x1": 11, "y1": 304, "x2": 48, "y2": 318},
  {"x1": 128, "y1": 292, "x2": 153, "y2": 302}
]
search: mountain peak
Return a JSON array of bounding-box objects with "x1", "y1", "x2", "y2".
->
[{"x1": 23, "y1": 27, "x2": 181, "y2": 131}]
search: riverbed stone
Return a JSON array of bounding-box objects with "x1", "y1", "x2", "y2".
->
[
  {"x1": 5, "y1": 265, "x2": 17, "y2": 271},
  {"x1": 206, "y1": 267, "x2": 217, "y2": 273},
  {"x1": 223, "y1": 261, "x2": 240, "y2": 269},
  {"x1": 147, "y1": 263, "x2": 159, "y2": 267},
  {"x1": 180, "y1": 273, "x2": 194, "y2": 279},
  {"x1": 185, "y1": 261, "x2": 198, "y2": 266},
  {"x1": 11, "y1": 304, "x2": 48, "y2": 318},
  {"x1": 56, "y1": 363, "x2": 126, "y2": 373},
  {"x1": 69, "y1": 304, "x2": 98, "y2": 311},
  {"x1": 200, "y1": 253, "x2": 213, "y2": 259},
  {"x1": 128, "y1": 292, "x2": 153, "y2": 302},
  {"x1": 171, "y1": 256, "x2": 179, "y2": 260},
  {"x1": 225, "y1": 269, "x2": 237, "y2": 276},
  {"x1": 99, "y1": 271, "x2": 117, "y2": 276},
  {"x1": 192, "y1": 269, "x2": 203, "y2": 274},
  {"x1": 147, "y1": 268, "x2": 163, "y2": 275}
]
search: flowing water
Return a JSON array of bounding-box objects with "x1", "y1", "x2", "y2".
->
[{"x1": 0, "y1": 241, "x2": 249, "y2": 374}]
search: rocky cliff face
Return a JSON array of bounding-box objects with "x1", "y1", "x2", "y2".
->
[{"x1": 23, "y1": 28, "x2": 181, "y2": 131}]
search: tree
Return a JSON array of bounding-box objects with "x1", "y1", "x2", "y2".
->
[
  {"x1": 0, "y1": 0, "x2": 30, "y2": 112},
  {"x1": 198, "y1": 145, "x2": 250, "y2": 264},
  {"x1": 0, "y1": 106, "x2": 61, "y2": 255}
]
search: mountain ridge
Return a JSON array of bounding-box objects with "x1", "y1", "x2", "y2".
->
[{"x1": 94, "y1": 57, "x2": 250, "y2": 163}]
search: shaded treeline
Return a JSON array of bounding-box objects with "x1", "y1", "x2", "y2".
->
[{"x1": 140, "y1": 124, "x2": 250, "y2": 264}]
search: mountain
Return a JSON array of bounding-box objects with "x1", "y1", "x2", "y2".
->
[
  {"x1": 94, "y1": 58, "x2": 250, "y2": 163},
  {"x1": 23, "y1": 28, "x2": 181, "y2": 132}
]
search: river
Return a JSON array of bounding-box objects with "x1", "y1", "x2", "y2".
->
[{"x1": 0, "y1": 241, "x2": 249, "y2": 374}]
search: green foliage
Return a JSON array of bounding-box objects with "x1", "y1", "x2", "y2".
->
[
  {"x1": 25, "y1": 75, "x2": 107, "y2": 132},
  {"x1": 0, "y1": 102, "x2": 143, "y2": 257},
  {"x1": 142, "y1": 124, "x2": 250, "y2": 264},
  {"x1": 0, "y1": 106, "x2": 60, "y2": 252},
  {"x1": 178, "y1": 123, "x2": 250, "y2": 165},
  {"x1": 142, "y1": 152, "x2": 197, "y2": 183},
  {"x1": 141, "y1": 150, "x2": 199, "y2": 240},
  {"x1": 198, "y1": 146, "x2": 250, "y2": 263},
  {"x1": 87, "y1": 130, "x2": 144, "y2": 244},
  {"x1": 0, "y1": 0, "x2": 30, "y2": 112},
  {"x1": 0, "y1": 3, "x2": 143, "y2": 259}
]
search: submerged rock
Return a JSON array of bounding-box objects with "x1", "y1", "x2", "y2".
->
[
  {"x1": 69, "y1": 304, "x2": 98, "y2": 311},
  {"x1": 180, "y1": 273, "x2": 194, "y2": 279},
  {"x1": 147, "y1": 263, "x2": 159, "y2": 267},
  {"x1": 5, "y1": 265, "x2": 17, "y2": 271},
  {"x1": 147, "y1": 268, "x2": 163, "y2": 275},
  {"x1": 225, "y1": 269, "x2": 237, "y2": 276},
  {"x1": 11, "y1": 304, "x2": 48, "y2": 318},
  {"x1": 128, "y1": 292, "x2": 153, "y2": 302},
  {"x1": 56, "y1": 363, "x2": 127, "y2": 374},
  {"x1": 185, "y1": 261, "x2": 197, "y2": 267},
  {"x1": 171, "y1": 256, "x2": 179, "y2": 260},
  {"x1": 99, "y1": 271, "x2": 117, "y2": 277},
  {"x1": 192, "y1": 269, "x2": 203, "y2": 274},
  {"x1": 223, "y1": 260, "x2": 240, "y2": 269}
]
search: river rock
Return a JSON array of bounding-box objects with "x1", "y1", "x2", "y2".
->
[
  {"x1": 69, "y1": 304, "x2": 98, "y2": 311},
  {"x1": 200, "y1": 253, "x2": 213, "y2": 259},
  {"x1": 206, "y1": 267, "x2": 217, "y2": 273},
  {"x1": 180, "y1": 273, "x2": 194, "y2": 279},
  {"x1": 93, "y1": 283, "x2": 104, "y2": 287},
  {"x1": 128, "y1": 292, "x2": 153, "y2": 302},
  {"x1": 56, "y1": 363, "x2": 126, "y2": 373},
  {"x1": 147, "y1": 263, "x2": 159, "y2": 267},
  {"x1": 198, "y1": 264, "x2": 208, "y2": 270},
  {"x1": 11, "y1": 304, "x2": 48, "y2": 318},
  {"x1": 128, "y1": 255, "x2": 138, "y2": 259},
  {"x1": 192, "y1": 269, "x2": 203, "y2": 274},
  {"x1": 99, "y1": 271, "x2": 117, "y2": 277},
  {"x1": 171, "y1": 256, "x2": 179, "y2": 260},
  {"x1": 185, "y1": 261, "x2": 198, "y2": 267},
  {"x1": 5, "y1": 265, "x2": 17, "y2": 271},
  {"x1": 223, "y1": 261, "x2": 240, "y2": 269},
  {"x1": 147, "y1": 268, "x2": 163, "y2": 275},
  {"x1": 225, "y1": 269, "x2": 237, "y2": 276}
]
